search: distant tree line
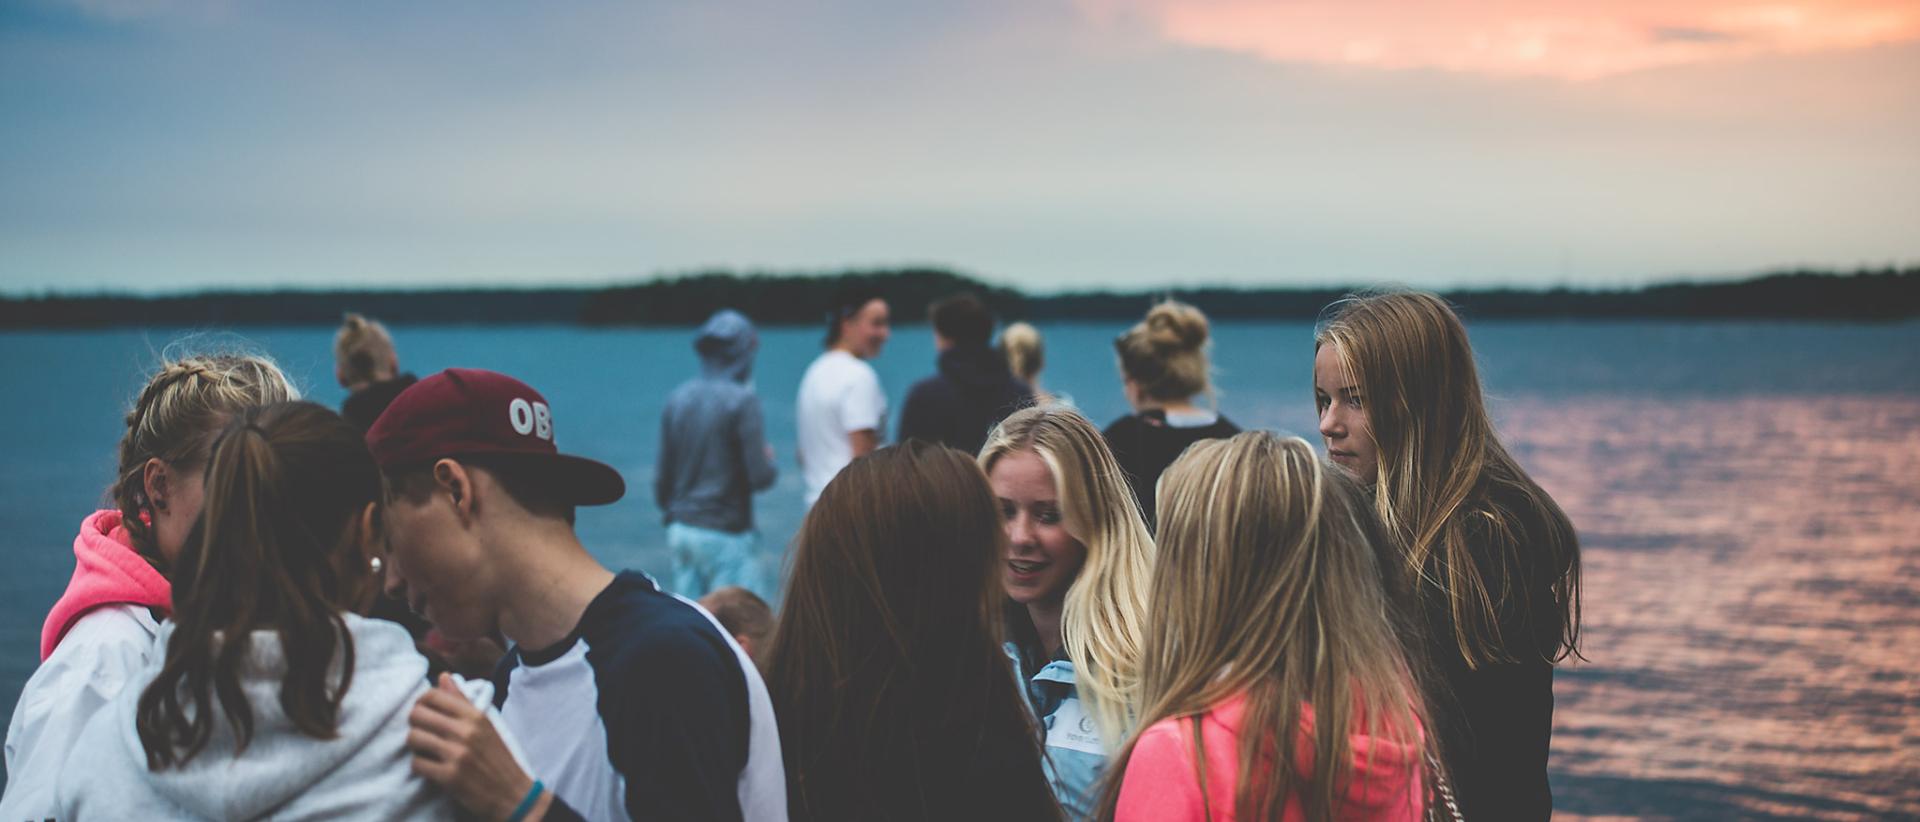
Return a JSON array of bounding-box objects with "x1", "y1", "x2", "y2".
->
[{"x1": 1, "y1": 266, "x2": 1913, "y2": 329}]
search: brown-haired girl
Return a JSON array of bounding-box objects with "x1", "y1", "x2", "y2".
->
[
  {"x1": 764, "y1": 440, "x2": 1061, "y2": 821},
  {"x1": 1314, "y1": 290, "x2": 1582, "y2": 820},
  {"x1": 0, "y1": 353, "x2": 294, "y2": 817},
  {"x1": 1103, "y1": 300, "x2": 1239, "y2": 529},
  {"x1": 54, "y1": 401, "x2": 505, "y2": 818},
  {"x1": 1101, "y1": 432, "x2": 1432, "y2": 822}
]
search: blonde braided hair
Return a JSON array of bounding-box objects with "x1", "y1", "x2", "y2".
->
[{"x1": 112, "y1": 353, "x2": 297, "y2": 564}]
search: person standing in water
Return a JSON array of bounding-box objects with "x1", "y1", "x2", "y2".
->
[
  {"x1": 795, "y1": 286, "x2": 891, "y2": 506},
  {"x1": 656, "y1": 309, "x2": 780, "y2": 599},
  {"x1": 1314, "y1": 290, "x2": 1582, "y2": 820}
]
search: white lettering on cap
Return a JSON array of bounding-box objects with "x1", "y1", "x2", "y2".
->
[
  {"x1": 508, "y1": 398, "x2": 535, "y2": 435},
  {"x1": 534, "y1": 401, "x2": 552, "y2": 440}
]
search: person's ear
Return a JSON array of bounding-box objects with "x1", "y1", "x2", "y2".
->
[
  {"x1": 347, "y1": 501, "x2": 383, "y2": 612},
  {"x1": 433, "y1": 458, "x2": 475, "y2": 520},
  {"x1": 356, "y1": 500, "x2": 382, "y2": 557},
  {"x1": 143, "y1": 458, "x2": 171, "y2": 513}
]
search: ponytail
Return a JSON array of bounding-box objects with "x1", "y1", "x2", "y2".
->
[{"x1": 136, "y1": 401, "x2": 380, "y2": 769}]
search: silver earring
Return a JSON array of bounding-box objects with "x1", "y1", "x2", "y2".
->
[{"x1": 370, "y1": 556, "x2": 384, "y2": 574}]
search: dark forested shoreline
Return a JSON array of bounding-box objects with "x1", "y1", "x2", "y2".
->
[{"x1": 2, "y1": 266, "x2": 1914, "y2": 329}]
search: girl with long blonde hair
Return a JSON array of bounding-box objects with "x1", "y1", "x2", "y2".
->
[
  {"x1": 1000, "y1": 321, "x2": 1060, "y2": 406},
  {"x1": 981, "y1": 406, "x2": 1156, "y2": 818},
  {"x1": 1314, "y1": 290, "x2": 1582, "y2": 820},
  {"x1": 0, "y1": 351, "x2": 294, "y2": 819},
  {"x1": 1101, "y1": 432, "x2": 1432, "y2": 822}
]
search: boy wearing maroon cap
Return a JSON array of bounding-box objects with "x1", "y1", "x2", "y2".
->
[{"x1": 367, "y1": 369, "x2": 787, "y2": 822}]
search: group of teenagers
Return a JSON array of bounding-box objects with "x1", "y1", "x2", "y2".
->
[{"x1": 0, "y1": 287, "x2": 1581, "y2": 822}]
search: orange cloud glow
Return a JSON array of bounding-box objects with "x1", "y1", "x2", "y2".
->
[{"x1": 1076, "y1": 0, "x2": 1920, "y2": 79}]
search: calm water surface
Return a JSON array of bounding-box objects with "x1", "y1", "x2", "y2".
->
[{"x1": 1, "y1": 320, "x2": 1916, "y2": 817}]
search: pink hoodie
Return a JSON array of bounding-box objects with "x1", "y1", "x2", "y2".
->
[
  {"x1": 40, "y1": 510, "x2": 172, "y2": 661},
  {"x1": 1115, "y1": 692, "x2": 1426, "y2": 822}
]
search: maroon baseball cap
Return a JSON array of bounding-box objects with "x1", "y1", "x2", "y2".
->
[{"x1": 366, "y1": 368, "x2": 625, "y2": 506}]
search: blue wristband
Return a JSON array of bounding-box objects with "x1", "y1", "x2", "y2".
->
[{"x1": 506, "y1": 779, "x2": 544, "y2": 822}]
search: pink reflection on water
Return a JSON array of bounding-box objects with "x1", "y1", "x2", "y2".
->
[{"x1": 1492, "y1": 395, "x2": 1920, "y2": 820}]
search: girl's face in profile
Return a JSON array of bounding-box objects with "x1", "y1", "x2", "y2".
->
[
  {"x1": 990, "y1": 449, "x2": 1087, "y2": 610},
  {"x1": 1314, "y1": 343, "x2": 1379, "y2": 482}
]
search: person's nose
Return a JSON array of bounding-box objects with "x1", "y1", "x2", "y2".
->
[
  {"x1": 1319, "y1": 405, "x2": 1345, "y2": 441},
  {"x1": 382, "y1": 562, "x2": 406, "y2": 599},
  {"x1": 1007, "y1": 513, "x2": 1036, "y2": 553}
]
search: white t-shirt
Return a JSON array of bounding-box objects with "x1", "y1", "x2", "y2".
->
[{"x1": 796, "y1": 349, "x2": 887, "y2": 505}]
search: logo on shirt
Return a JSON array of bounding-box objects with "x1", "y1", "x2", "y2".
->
[{"x1": 1046, "y1": 698, "x2": 1105, "y2": 755}]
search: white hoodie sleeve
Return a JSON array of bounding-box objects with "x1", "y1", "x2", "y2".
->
[{"x1": 0, "y1": 605, "x2": 160, "y2": 819}]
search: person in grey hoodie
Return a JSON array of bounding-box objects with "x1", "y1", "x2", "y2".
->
[
  {"x1": 55, "y1": 401, "x2": 526, "y2": 821},
  {"x1": 657, "y1": 309, "x2": 780, "y2": 600}
]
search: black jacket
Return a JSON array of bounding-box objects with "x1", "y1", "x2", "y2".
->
[
  {"x1": 1422, "y1": 480, "x2": 1576, "y2": 822},
  {"x1": 1101, "y1": 410, "x2": 1239, "y2": 530},
  {"x1": 897, "y1": 346, "x2": 1033, "y2": 456},
  {"x1": 342, "y1": 374, "x2": 418, "y2": 434}
]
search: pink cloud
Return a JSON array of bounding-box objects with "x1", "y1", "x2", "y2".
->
[{"x1": 1074, "y1": 0, "x2": 1920, "y2": 78}]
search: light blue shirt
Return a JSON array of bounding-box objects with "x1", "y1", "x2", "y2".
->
[{"x1": 1007, "y1": 644, "x2": 1108, "y2": 820}]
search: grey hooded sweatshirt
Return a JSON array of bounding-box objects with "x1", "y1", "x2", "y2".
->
[
  {"x1": 53, "y1": 613, "x2": 517, "y2": 821},
  {"x1": 656, "y1": 310, "x2": 779, "y2": 534}
]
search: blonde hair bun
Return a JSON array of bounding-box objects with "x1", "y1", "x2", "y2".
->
[
  {"x1": 1115, "y1": 299, "x2": 1214, "y2": 402},
  {"x1": 1143, "y1": 301, "x2": 1209, "y2": 352},
  {"x1": 334, "y1": 313, "x2": 397, "y2": 386}
]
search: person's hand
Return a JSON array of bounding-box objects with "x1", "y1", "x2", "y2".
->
[{"x1": 409, "y1": 673, "x2": 553, "y2": 821}]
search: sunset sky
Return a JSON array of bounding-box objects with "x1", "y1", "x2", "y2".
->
[{"x1": 2, "y1": 0, "x2": 1915, "y2": 292}]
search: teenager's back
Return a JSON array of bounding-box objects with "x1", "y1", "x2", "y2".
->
[
  {"x1": 53, "y1": 401, "x2": 474, "y2": 821},
  {"x1": 58, "y1": 614, "x2": 481, "y2": 821}
]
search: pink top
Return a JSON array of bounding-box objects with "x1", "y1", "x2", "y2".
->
[
  {"x1": 1115, "y1": 691, "x2": 1426, "y2": 822},
  {"x1": 40, "y1": 509, "x2": 172, "y2": 660}
]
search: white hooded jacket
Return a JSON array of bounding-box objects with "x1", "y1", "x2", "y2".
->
[{"x1": 55, "y1": 613, "x2": 515, "y2": 821}]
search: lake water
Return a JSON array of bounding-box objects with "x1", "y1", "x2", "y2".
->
[{"x1": 2, "y1": 320, "x2": 1917, "y2": 818}]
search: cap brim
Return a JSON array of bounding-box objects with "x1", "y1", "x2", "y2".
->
[
  {"x1": 431, "y1": 450, "x2": 627, "y2": 507},
  {"x1": 544, "y1": 453, "x2": 628, "y2": 506}
]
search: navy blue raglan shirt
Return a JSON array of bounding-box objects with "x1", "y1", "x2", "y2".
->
[{"x1": 492, "y1": 572, "x2": 786, "y2": 821}]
